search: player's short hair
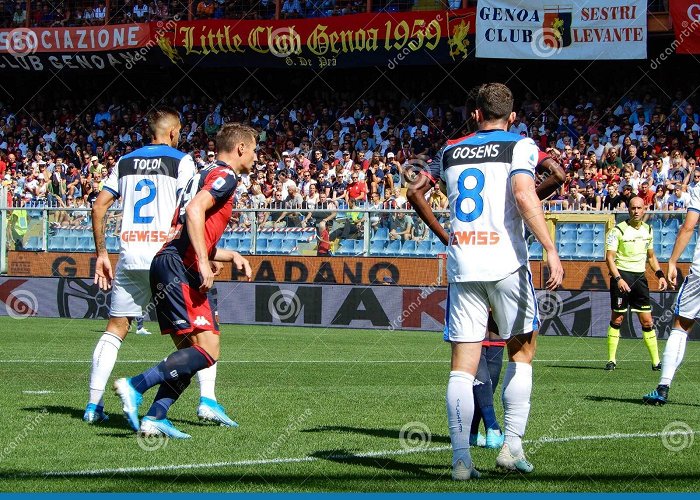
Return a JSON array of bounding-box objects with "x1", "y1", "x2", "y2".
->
[
  {"x1": 146, "y1": 105, "x2": 180, "y2": 135},
  {"x1": 216, "y1": 123, "x2": 257, "y2": 153},
  {"x1": 475, "y1": 83, "x2": 513, "y2": 122}
]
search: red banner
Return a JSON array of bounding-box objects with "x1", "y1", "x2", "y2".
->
[
  {"x1": 0, "y1": 10, "x2": 475, "y2": 70},
  {"x1": 670, "y1": 1, "x2": 700, "y2": 54}
]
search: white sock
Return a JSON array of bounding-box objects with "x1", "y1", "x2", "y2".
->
[
  {"x1": 88, "y1": 332, "x2": 122, "y2": 406},
  {"x1": 660, "y1": 329, "x2": 688, "y2": 387},
  {"x1": 446, "y1": 370, "x2": 474, "y2": 467},
  {"x1": 501, "y1": 362, "x2": 533, "y2": 457},
  {"x1": 197, "y1": 363, "x2": 217, "y2": 400}
]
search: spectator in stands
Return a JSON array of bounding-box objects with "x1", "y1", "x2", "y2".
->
[
  {"x1": 388, "y1": 211, "x2": 412, "y2": 241},
  {"x1": 133, "y1": 0, "x2": 149, "y2": 20},
  {"x1": 638, "y1": 181, "x2": 655, "y2": 208},
  {"x1": 281, "y1": 0, "x2": 303, "y2": 18},
  {"x1": 667, "y1": 185, "x2": 691, "y2": 210},
  {"x1": 583, "y1": 185, "x2": 600, "y2": 211},
  {"x1": 12, "y1": 3, "x2": 26, "y2": 26}
]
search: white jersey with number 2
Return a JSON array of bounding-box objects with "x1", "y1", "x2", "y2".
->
[
  {"x1": 440, "y1": 130, "x2": 539, "y2": 282},
  {"x1": 102, "y1": 144, "x2": 195, "y2": 270}
]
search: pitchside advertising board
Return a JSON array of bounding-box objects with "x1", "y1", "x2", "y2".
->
[
  {"x1": 475, "y1": 0, "x2": 647, "y2": 60},
  {"x1": 0, "y1": 9, "x2": 476, "y2": 71},
  {"x1": 1, "y1": 277, "x2": 698, "y2": 338}
]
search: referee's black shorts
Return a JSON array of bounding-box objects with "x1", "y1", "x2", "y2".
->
[{"x1": 610, "y1": 270, "x2": 651, "y2": 313}]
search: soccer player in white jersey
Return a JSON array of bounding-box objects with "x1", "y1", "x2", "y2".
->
[
  {"x1": 643, "y1": 184, "x2": 700, "y2": 405},
  {"x1": 84, "y1": 106, "x2": 236, "y2": 427},
  {"x1": 429, "y1": 83, "x2": 562, "y2": 479}
]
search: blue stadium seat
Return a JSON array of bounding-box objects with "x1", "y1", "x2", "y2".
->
[
  {"x1": 557, "y1": 226, "x2": 577, "y2": 244},
  {"x1": 335, "y1": 240, "x2": 356, "y2": 255},
  {"x1": 25, "y1": 236, "x2": 42, "y2": 251},
  {"x1": 270, "y1": 231, "x2": 285, "y2": 240},
  {"x1": 49, "y1": 236, "x2": 65, "y2": 252},
  {"x1": 593, "y1": 231, "x2": 605, "y2": 244},
  {"x1": 592, "y1": 224, "x2": 605, "y2": 235},
  {"x1": 529, "y1": 241, "x2": 543, "y2": 260},
  {"x1": 577, "y1": 242, "x2": 595, "y2": 259},
  {"x1": 78, "y1": 236, "x2": 93, "y2": 251},
  {"x1": 370, "y1": 240, "x2": 387, "y2": 255},
  {"x1": 64, "y1": 236, "x2": 79, "y2": 252},
  {"x1": 281, "y1": 239, "x2": 298, "y2": 254},
  {"x1": 658, "y1": 243, "x2": 674, "y2": 261},
  {"x1": 433, "y1": 241, "x2": 447, "y2": 254},
  {"x1": 577, "y1": 223, "x2": 594, "y2": 233},
  {"x1": 416, "y1": 240, "x2": 433, "y2": 256},
  {"x1": 353, "y1": 240, "x2": 365, "y2": 255},
  {"x1": 384, "y1": 240, "x2": 401, "y2": 256},
  {"x1": 661, "y1": 233, "x2": 677, "y2": 246},
  {"x1": 238, "y1": 239, "x2": 251, "y2": 254},
  {"x1": 225, "y1": 238, "x2": 239, "y2": 250},
  {"x1": 255, "y1": 239, "x2": 269, "y2": 252},
  {"x1": 374, "y1": 227, "x2": 389, "y2": 241},
  {"x1": 577, "y1": 229, "x2": 594, "y2": 243},
  {"x1": 679, "y1": 242, "x2": 696, "y2": 262},
  {"x1": 266, "y1": 239, "x2": 283, "y2": 254},
  {"x1": 106, "y1": 236, "x2": 120, "y2": 253},
  {"x1": 399, "y1": 240, "x2": 417, "y2": 256},
  {"x1": 558, "y1": 241, "x2": 577, "y2": 260}
]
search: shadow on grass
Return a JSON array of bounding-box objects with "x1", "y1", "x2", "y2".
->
[
  {"x1": 584, "y1": 395, "x2": 700, "y2": 408},
  {"x1": 301, "y1": 425, "x2": 450, "y2": 444},
  {"x1": 541, "y1": 364, "x2": 603, "y2": 371},
  {"x1": 22, "y1": 406, "x2": 132, "y2": 432}
]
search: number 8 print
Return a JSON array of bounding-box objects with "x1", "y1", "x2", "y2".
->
[{"x1": 455, "y1": 168, "x2": 485, "y2": 222}]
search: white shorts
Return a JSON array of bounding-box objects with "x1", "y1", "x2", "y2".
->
[
  {"x1": 675, "y1": 271, "x2": 700, "y2": 320},
  {"x1": 444, "y1": 265, "x2": 540, "y2": 343},
  {"x1": 109, "y1": 265, "x2": 152, "y2": 318}
]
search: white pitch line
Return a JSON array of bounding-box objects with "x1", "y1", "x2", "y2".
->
[
  {"x1": 22, "y1": 390, "x2": 54, "y2": 394},
  {"x1": 39, "y1": 429, "x2": 697, "y2": 478},
  {"x1": 0, "y1": 359, "x2": 660, "y2": 364}
]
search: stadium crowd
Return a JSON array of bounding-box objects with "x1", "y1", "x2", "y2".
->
[{"x1": 1, "y1": 85, "x2": 699, "y2": 244}]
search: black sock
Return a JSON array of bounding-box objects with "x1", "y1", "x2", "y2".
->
[
  {"x1": 131, "y1": 346, "x2": 214, "y2": 394},
  {"x1": 146, "y1": 376, "x2": 192, "y2": 420}
]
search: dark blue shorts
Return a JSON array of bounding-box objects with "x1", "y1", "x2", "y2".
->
[{"x1": 149, "y1": 252, "x2": 220, "y2": 336}]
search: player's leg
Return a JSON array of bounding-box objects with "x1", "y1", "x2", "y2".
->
[
  {"x1": 471, "y1": 344, "x2": 503, "y2": 448},
  {"x1": 644, "y1": 274, "x2": 700, "y2": 405},
  {"x1": 85, "y1": 267, "x2": 148, "y2": 423},
  {"x1": 631, "y1": 275, "x2": 660, "y2": 370},
  {"x1": 135, "y1": 315, "x2": 152, "y2": 335},
  {"x1": 489, "y1": 266, "x2": 538, "y2": 473},
  {"x1": 638, "y1": 311, "x2": 661, "y2": 370},
  {"x1": 606, "y1": 274, "x2": 627, "y2": 370},
  {"x1": 195, "y1": 285, "x2": 234, "y2": 426},
  {"x1": 445, "y1": 282, "x2": 487, "y2": 480},
  {"x1": 85, "y1": 316, "x2": 129, "y2": 423}
]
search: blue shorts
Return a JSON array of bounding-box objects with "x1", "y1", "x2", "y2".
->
[{"x1": 149, "y1": 252, "x2": 220, "y2": 336}]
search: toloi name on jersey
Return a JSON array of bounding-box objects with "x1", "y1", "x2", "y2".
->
[
  {"x1": 449, "y1": 231, "x2": 500, "y2": 246},
  {"x1": 121, "y1": 230, "x2": 170, "y2": 243},
  {"x1": 450, "y1": 144, "x2": 501, "y2": 160}
]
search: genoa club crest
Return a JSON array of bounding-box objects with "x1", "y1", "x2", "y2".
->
[{"x1": 543, "y1": 6, "x2": 572, "y2": 48}]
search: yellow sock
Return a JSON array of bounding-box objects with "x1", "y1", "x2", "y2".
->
[
  {"x1": 643, "y1": 329, "x2": 660, "y2": 366},
  {"x1": 607, "y1": 324, "x2": 620, "y2": 363}
]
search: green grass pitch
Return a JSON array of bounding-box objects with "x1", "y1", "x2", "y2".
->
[{"x1": 0, "y1": 317, "x2": 698, "y2": 492}]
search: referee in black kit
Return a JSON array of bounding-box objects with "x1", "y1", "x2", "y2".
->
[{"x1": 604, "y1": 196, "x2": 668, "y2": 371}]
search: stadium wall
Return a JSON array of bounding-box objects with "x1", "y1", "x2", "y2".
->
[
  {"x1": 1, "y1": 277, "x2": 698, "y2": 339},
  {"x1": 5, "y1": 251, "x2": 692, "y2": 290}
]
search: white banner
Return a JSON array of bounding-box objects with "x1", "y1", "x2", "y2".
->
[{"x1": 475, "y1": 1, "x2": 647, "y2": 60}]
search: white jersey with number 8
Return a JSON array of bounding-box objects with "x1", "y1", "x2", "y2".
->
[
  {"x1": 440, "y1": 130, "x2": 539, "y2": 282},
  {"x1": 102, "y1": 144, "x2": 195, "y2": 270}
]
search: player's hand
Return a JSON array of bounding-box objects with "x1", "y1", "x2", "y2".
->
[
  {"x1": 667, "y1": 264, "x2": 678, "y2": 289},
  {"x1": 210, "y1": 261, "x2": 224, "y2": 277},
  {"x1": 658, "y1": 277, "x2": 668, "y2": 292},
  {"x1": 93, "y1": 254, "x2": 114, "y2": 291},
  {"x1": 618, "y1": 279, "x2": 631, "y2": 293},
  {"x1": 198, "y1": 260, "x2": 215, "y2": 293},
  {"x1": 545, "y1": 252, "x2": 563, "y2": 290},
  {"x1": 233, "y1": 252, "x2": 252, "y2": 281}
]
